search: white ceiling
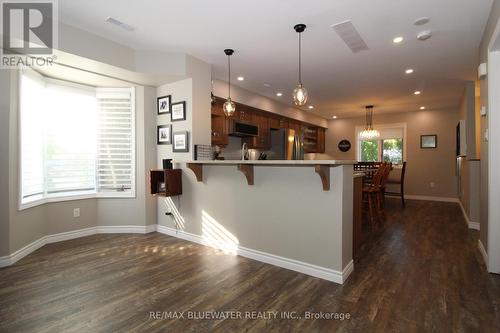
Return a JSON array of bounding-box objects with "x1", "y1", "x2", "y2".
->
[{"x1": 58, "y1": 0, "x2": 493, "y2": 118}]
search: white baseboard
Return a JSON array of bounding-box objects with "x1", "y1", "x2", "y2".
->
[
  {"x1": 1, "y1": 224, "x2": 352, "y2": 284},
  {"x1": 96, "y1": 225, "x2": 156, "y2": 234},
  {"x1": 0, "y1": 225, "x2": 155, "y2": 268},
  {"x1": 46, "y1": 227, "x2": 98, "y2": 244},
  {"x1": 458, "y1": 200, "x2": 480, "y2": 230},
  {"x1": 156, "y1": 224, "x2": 351, "y2": 284},
  {"x1": 405, "y1": 195, "x2": 459, "y2": 203},
  {"x1": 478, "y1": 239, "x2": 488, "y2": 268},
  {"x1": 0, "y1": 236, "x2": 46, "y2": 268}
]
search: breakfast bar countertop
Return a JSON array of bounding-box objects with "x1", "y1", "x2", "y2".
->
[{"x1": 175, "y1": 159, "x2": 356, "y2": 165}]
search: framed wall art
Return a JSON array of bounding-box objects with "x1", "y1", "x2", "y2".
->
[
  {"x1": 157, "y1": 125, "x2": 172, "y2": 145},
  {"x1": 157, "y1": 95, "x2": 171, "y2": 114},
  {"x1": 172, "y1": 131, "x2": 189, "y2": 152},
  {"x1": 420, "y1": 134, "x2": 437, "y2": 149},
  {"x1": 171, "y1": 101, "x2": 186, "y2": 121}
]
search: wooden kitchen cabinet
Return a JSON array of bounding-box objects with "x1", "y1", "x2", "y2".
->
[
  {"x1": 238, "y1": 106, "x2": 253, "y2": 122},
  {"x1": 244, "y1": 112, "x2": 270, "y2": 150},
  {"x1": 289, "y1": 120, "x2": 301, "y2": 134},
  {"x1": 210, "y1": 95, "x2": 326, "y2": 152},
  {"x1": 316, "y1": 127, "x2": 326, "y2": 153},
  {"x1": 211, "y1": 114, "x2": 228, "y2": 146},
  {"x1": 279, "y1": 118, "x2": 289, "y2": 129},
  {"x1": 211, "y1": 99, "x2": 225, "y2": 116},
  {"x1": 303, "y1": 126, "x2": 326, "y2": 153},
  {"x1": 269, "y1": 116, "x2": 280, "y2": 129}
]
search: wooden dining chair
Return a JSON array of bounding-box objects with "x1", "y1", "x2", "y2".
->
[
  {"x1": 385, "y1": 161, "x2": 407, "y2": 207},
  {"x1": 379, "y1": 162, "x2": 392, "y2": 207},
  {"x1": 362, "y1": 163, "x2": 386, "y2": 227}
]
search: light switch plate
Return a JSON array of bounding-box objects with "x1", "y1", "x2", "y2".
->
[
  {"x1": 481, "y1": 106, "x2": 487, "y2": 116},
  {"x1": 479, "y1": 63, "x2": 487, "y2": 79},
  {"x1": 485, "y1": 129, "x2": 489, "y2": 142}
]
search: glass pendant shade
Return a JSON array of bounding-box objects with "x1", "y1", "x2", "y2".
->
[
  {"x1": 293, "y1": 83, "x2": 308, "y2": 106},
  {"x1": 292, "y1": 24, "x2": 309, "y2": 107},
  {"x1": 223, "y1": 97, "x2": 236, "y2": 117},
  {"x1": 359, "y1": 128, "x2": 380, "y2": 140},
  {"x1": 223, "y1": 49, "x2": 236, "y2": 117},
  {"x1": 359, "y1": 105, "x2": 380, "y2": 140}
]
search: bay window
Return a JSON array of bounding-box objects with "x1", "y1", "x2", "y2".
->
[{"x1": 19, "y1": 70, "x2": 135, "y2": 208}]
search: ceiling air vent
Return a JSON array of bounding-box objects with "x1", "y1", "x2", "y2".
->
[
  {"x1": 331, "y1": 20, "x2": 368, "y2": 53},
  {"x1": 105, "y1": 17, "x2": 135, "y2": 32}
]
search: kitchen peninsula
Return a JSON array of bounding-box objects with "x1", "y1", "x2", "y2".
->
[{"x1": 156, "y1": 160, "x2": 355, "y2": 284}]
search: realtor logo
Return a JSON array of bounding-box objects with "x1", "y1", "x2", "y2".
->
[{"x1": 1, "y1": 0, "x2": 57, "y2": 68}]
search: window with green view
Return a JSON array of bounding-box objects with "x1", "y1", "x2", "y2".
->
[{"x1": 360, "y1": 138, "x2": 403, "y2": 164}]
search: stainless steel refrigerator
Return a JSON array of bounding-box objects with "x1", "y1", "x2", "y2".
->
[{"x1": 269, "y1": 128, "x2": 303, "y2": 160}]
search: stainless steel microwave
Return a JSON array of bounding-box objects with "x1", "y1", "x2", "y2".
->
[{"x1": 228, "y1": 120, "x2": 259, "y2": 137}]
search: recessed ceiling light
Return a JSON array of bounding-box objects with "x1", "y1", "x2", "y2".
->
[
  {"x1": 414, "y1": 17, "x2": 430, "y2": 26},
  {"x1": 308, "y1": 105, "x2": 314, "y2": 109},
  {"x1": 276, "y1": 92, "x2": 283, "y2": 97},
  {"x1": 332, "y1": 116, "x2": 337, "y2": 119},
  {"x1": 237, "y1": 76, "x2": 244, "y2": 81},
  {"x1": 419, "y1": 106, "x2": 426, "y2": 110},
  {"x1": 417, "y1": 30, "x2": 432, "y2": 41},
  {"x1": 405, "y1": 68, "x2": 414, "y2": 74},
  {"x1": 393, "y1": 36, "x2": 404, "y2": 44},
  {"x1": 414, "y1": 90, "x2": 421, "y2": 95},
  {"x1": 263, "y1": 83, "x2": 271, "y2": 87}
]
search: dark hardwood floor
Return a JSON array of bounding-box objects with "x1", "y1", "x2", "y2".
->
[{"x1": 1, "y1": 199, "x2": 499, "y2": 332}]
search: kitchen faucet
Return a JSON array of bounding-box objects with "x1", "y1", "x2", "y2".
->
[{"x1": 241, "y1": 142, "x2": 248, "y2": 160}]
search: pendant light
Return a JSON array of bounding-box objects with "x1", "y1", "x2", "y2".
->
[
  {"x1": 223, "y1": 49, "x2": 236, "y2": 116},
  {"x1": 359, "y1": 105, "x2": 380, "y2": 140},
  {"x1": 292, "y1": 24, "x2": 308, "y2": 106}
]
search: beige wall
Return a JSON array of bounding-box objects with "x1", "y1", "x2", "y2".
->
[
  {"x1": 325, "y1": 109, "x2": 460, "y2": 198},
  {"x1": 58, "y1": 22, "x2": 136, "y2": 71},
  {"x1": 46, "y1": 199, "x2": 98, "y2": 234},
  {"x1": 157, "y1": 78, "x2": 195, "y2": 162},
  {"x1": 478, "y1": 0, "x2": 500, "y2": 252}
]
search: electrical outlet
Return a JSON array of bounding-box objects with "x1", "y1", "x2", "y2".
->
[
  {"x1": 430, "y1": 182, "x2": 435, "y2": 188},
  {"x1": 73, "y1": 208, "x2": 80, "y2": 218}
]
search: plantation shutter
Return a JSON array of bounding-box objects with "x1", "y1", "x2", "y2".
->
[{"x1": 96, "y1": 88, "x2": 135, "y2": 195}]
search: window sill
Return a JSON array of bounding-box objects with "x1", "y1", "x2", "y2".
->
[{"x1": 19, "y1": 191, "x2": 135, "y2": 211}]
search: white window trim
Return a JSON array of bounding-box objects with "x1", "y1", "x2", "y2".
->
[
  {"x1": 17, "y1": 69, "x2": 137, "y2": 211},
  {"x1": 355, "y1": 122, "x2": 407, "y2": 163}
]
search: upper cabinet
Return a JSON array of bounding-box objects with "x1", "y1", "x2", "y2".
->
[
  {"x1": 211, "y1": 99, "x2": 225, "y2": 116},
  {"x1": 244, "y1": 112, "x2": 270, "y2": 150},
  {"x1": 303, "y1": 126, "x2": 326, "y2": 154},
  {"x1": 211, "y1": 114, "x2": 228, "y2": 146},
  {"x1": 238, "y1": 106, "x2": 253, "y2": 122},
  {"x1": 211, "y1": 97, "x2": 325, "y2": 153}
]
